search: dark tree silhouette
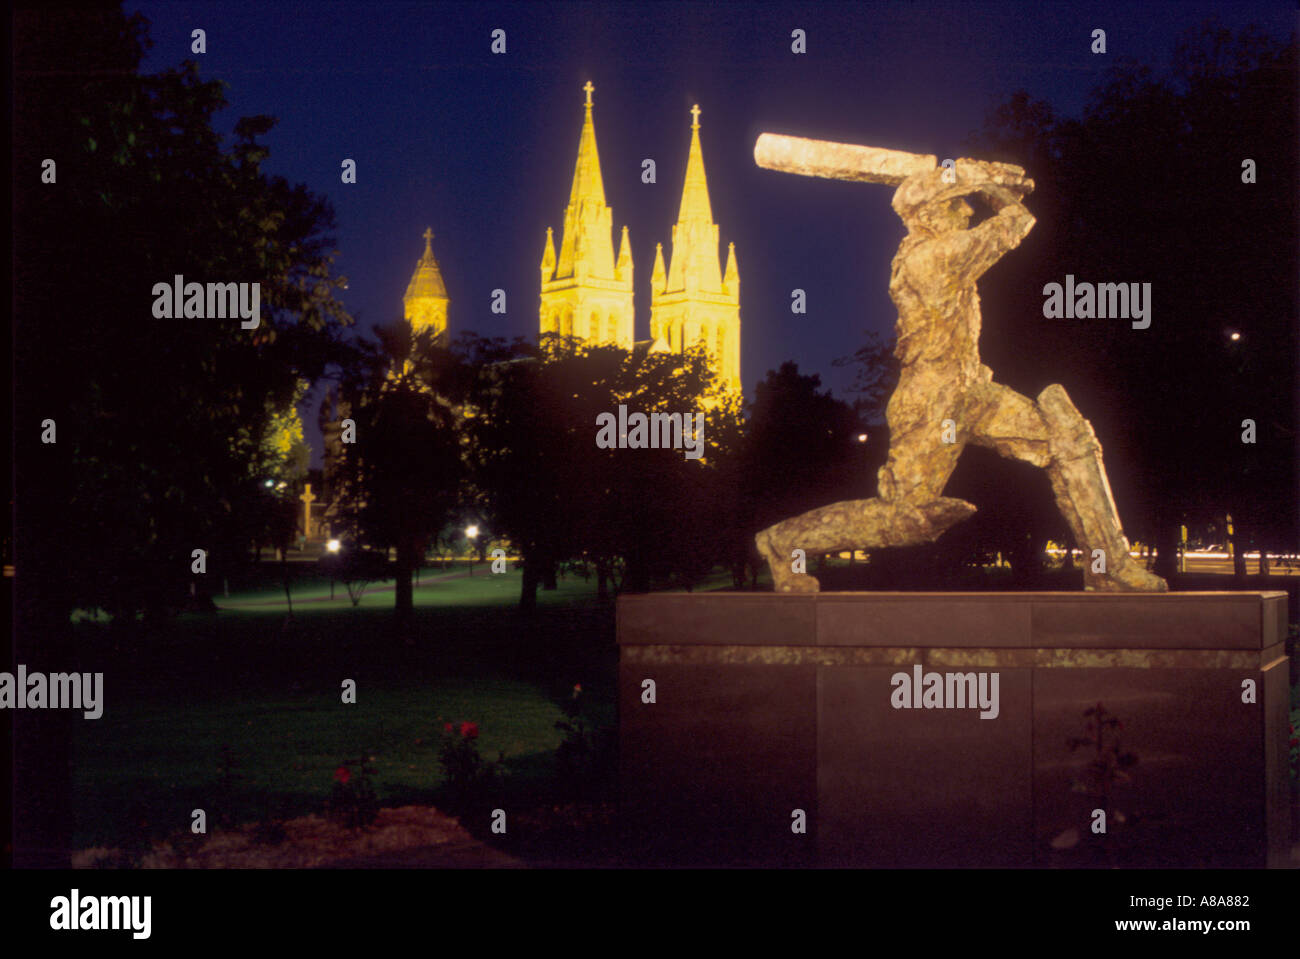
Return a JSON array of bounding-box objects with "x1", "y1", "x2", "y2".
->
[
  {"x1": 15, "y1": 6, "x2": 353, "y2": 627},
  {"x1": 12, "y1": 4, "x2": 351, "y2": 863},
  {"x1": 971, "y1": 22, "x2": 1298, "y2": 578},
  {"x1": 461, "y1": 334, "x2": 735, "y2": 607},
  {"x1": 333, "y1": 324, "x2": 466, "y2": 622},
  {"x1": 734, "y1": 363, "x2": 869, "y2": 583},
  {"x1": 743, "y1": 362, "x2": 869, "y2": 528}
]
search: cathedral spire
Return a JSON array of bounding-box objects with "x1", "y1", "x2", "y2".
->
[
  {"x1": 723, "y1": 241, "x2": 739, "y2": 294},
  {"x1": 568, "y1": 81, "x2": 607, "y2": 213},
  {"x1": 616, "y1": 225, "x2": 632, "y2": 281},
  {"x1": 553, "y1": 82, "x2": 617, "y2": 281},
  {"x1": 539, "y1": 83, "x2": 634, "y2": 348},
  {"x1": 404, "y1": 227, "x2": 449, "y2": 341},
  {"x1": 677, "y1": 104, "x2": 713, "y2": 225},
  {"x1": 652, "y1": 103, "x2": 741, "y2": 398},
  {"x1": 665, "y1": 104, "x2": 721, "y2": 292},
  {"x1": 541, "y1": 226, "x2": 556, "y2": 281}
]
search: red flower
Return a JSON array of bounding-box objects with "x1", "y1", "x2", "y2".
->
[
  {"x1": 460, "y1": 721, "x2": 479, "y2": 739},
  {"x1": 443, "y1": 722, "x2": 453, "y2": 733},
  {"x1": 334, "y1": 766, "x2": 351, "y2": 784}
]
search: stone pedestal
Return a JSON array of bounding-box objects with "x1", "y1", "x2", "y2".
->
[{"x1": 617, "y1": 591, "x2": 1290, "y2": 867}]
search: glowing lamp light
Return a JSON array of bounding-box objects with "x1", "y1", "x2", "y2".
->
[
  {"x1": 1229, "y1": 331, "x2": 1241, "y2": 341},
  {"x1": 857, "y1": 433, "x2": 869, "y2": 443},
  {"x1": 265, "y1": 479, "x2": 274, "y2": 487},
  {"x1": 466, "y1": 525, "x2": 480, "y2": 539},
  {"x1": 327, "y1": 539, "x2": 341, "y2": 554}
]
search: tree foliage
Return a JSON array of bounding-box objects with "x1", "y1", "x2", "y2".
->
[
  {"x1": 969, "y1": 21, "x2": 1297, "y2": 567},
  {"x1": 14, "y1": 6, "x2": 353, "y2": 622},
  {"x1": 332, "y1": 324, "x2": 466, "y2": 619},
  {"x1": 461, "y1": 334, "x2": 742, "y2": 607}
]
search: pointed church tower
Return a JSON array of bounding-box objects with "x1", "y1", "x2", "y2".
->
[
  {"x1": 540, "y1": 82, "x2": 635, "y2": 347},
  {"x1": 651, "y1": 104, "x2": 741, "y2": 396},
  {"x1": 404, "y1": 227, "x2": 450, "y2": 343}
]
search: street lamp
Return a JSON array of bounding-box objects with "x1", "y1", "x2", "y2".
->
[
  {"x1": 326, "y1": 539, "x2": 341, "y2": 600},
  {"x1": 466, "y1": 525, "x2": 479, "y2": 576}
]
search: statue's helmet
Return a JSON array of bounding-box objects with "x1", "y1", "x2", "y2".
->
[{"x1": 892, "y1": 168, "x2": 976, "y2": 234}]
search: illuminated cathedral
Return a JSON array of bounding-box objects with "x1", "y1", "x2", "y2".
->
[
  {"x1": 319, "y1": 84, "x2": 742, "y2": 541},
  {"x1": 392, "y1": 82, "x2": 741, "y2": 395},
  {"x1": 539, "y1": 83, "x2": 742, "y2": 396}
]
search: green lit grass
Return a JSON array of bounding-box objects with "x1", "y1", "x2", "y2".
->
[
  {"x1": 215, "y1": 566, "x2": 597, "y2": 613},
  {"x1": 69, "y1": 569, "x2": 617, "y2": 849},
  {"x1": 71, "y1": 677, "x2": 587, "y2": 849}
]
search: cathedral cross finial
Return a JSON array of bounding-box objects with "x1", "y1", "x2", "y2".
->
[
  {"x1": 690, "y1": 103, "x2": 701, "y2": 129},
  {"x1": 583, "y1": 81, "x2": 594, "y2": 107},
  {"x1": 422, "y1": 227, "x2": 433, "y2": 257}
]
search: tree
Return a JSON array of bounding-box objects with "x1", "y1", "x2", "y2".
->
[
  {"x1": 743, "y1": 362, "x2": 869, "y2": 533},
  {"x1": 971, "y1": 22, "x2": 1298, "y2": 576},
  {"x1": 247, "y1": 380, "x2": 313, "y2": 566},
  {"x1": 580, "y1": 340, "x2": 742, "y2": 594},
  {"x1": 458, "y1": 334, "x2": 579, "y2": 611},
  {"x1": 461, "y1": 333, "x2": 737, "y2": 608},
  {"x1": 13, "y1": 1, "x2": 351, "y2": 865},
  {"x1": 834, "y1": 330, "x2": 899, "y2": 428},
  {"x1": 333, "y1": 323, "x2": 466, "y2": 622},
  {"x1": 15, "y1": 5, "x2": 353, "y2": 626},
  {"x1": 258, "y1": 380, "x2": 313, "y2": 490}
]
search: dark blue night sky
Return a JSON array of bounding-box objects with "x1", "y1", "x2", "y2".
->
[{"x1": 129, "y1": 1, "x2": 1295, "y2": 464}]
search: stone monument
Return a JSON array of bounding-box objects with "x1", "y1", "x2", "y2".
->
[
  {"x1": 614, "y1": 133, "x2": 1288, "y2": 870},
  {"x1": 750, "y1": 134, "x2": 1165, "y2": 593}
]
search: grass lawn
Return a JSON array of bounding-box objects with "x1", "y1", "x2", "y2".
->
[
  {"x1": 59, "y1": 565, "x2": 1300, "y2": 863},
  {"x1": 72, "y1": 677, "x2": 591, "y2": 849},
  {"x1": 69, "y1": 568, "x2": 621, "y2": 851}
]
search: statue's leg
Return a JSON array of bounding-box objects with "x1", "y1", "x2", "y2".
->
[
  {"x1": 968, "y1": 381, "x2": 1167, "y2": 591},
  {"x1": 757, "y1": 381, "x2": 975, "y2": 592},
  {"x1": 756, "y1": 496, "x2": 978, "y2": 592}
]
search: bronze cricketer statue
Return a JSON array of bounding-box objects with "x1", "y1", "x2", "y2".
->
[{"x1": 752, "y1": 133, "x2": 1166, "y2": 592}]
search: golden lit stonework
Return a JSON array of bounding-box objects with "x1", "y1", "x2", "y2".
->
[
  {"x1": 404, "y1": 226, "x2": 449, "y2": 343},
  {"x1": 539, "y1": 82, "x2": 635, "y2": 347},
  {"x1": 651, "y1": 104, "x2": 741, "y2": 396}
]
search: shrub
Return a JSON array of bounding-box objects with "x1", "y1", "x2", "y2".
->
[
  {"x1": 319, "y1": 548, "x2": 391, "y2": 606},
  {"x1": 1067, "y1": 701, "x2": 1137, "y2": 825},
  {"x1": 327, "y1": 758, "x2": 379, "y2": 829},
  {"x1": 438, "y1": 719, "x2": 503, "y2": 809},
  {"x1": 555, "y1": 683, "x2": 594, "y2": 781}
]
